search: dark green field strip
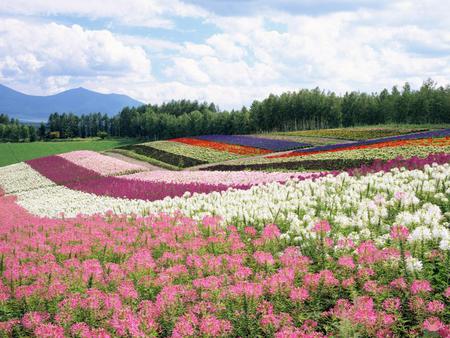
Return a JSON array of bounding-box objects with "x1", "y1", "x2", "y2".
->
[
  {"x1": 118, "y1": 144, "x2": 208, "y2": 168},
  {"x1": 201, "y1": 158, "x2": 374, "y2": 171}
]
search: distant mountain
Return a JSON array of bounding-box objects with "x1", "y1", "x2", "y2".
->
[{"x1": 0, "y1": 84, "x2": 144, "y2": 122}]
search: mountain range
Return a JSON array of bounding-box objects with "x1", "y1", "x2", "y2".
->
[{"x1": 0, "y1": 84, "x2": 144, "y2": 122}]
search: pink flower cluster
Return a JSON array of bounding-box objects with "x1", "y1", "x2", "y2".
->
[
  {"x1": 59, "y1": 151, "x2": 146, "y2": 176},
  {"x1": 0, "y1": 189, "x2": 448, "y2": 337}
]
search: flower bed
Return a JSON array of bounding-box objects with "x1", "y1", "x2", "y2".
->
[
  {"x1": 147, "y1": 141, "x2": 243, "y2": 163},
  {"x1": 171, "y1": 138, "x2": 271, "y2": 155},
  {"x1": 24, "y1": 156, "x2": 326, "y2": 202},
  {"x1": 207, "y1": 142, "x2": 450, "y2": 171},
  {"x1": 118, "y1": 144, "x2": 208, "y2": 168},
  {"x1": 26, "y1": 156, "x2": 252, "y2": 200},
  {"x1": 282, "y1": 126, "x2": 431, "y2": 140},
  {"x1": 193, "y1": 134, "x2": 311, "y2": 151},
  {"x1": 0, "y1": 162, "x2": 449, "y2": 336},
  {"x1": 269, "y1": 130, "x2": 450, "y2": 159},
  {"x1": 58, "y1": 150, "x2": 146, "y2": 176},
  {"x1": 123, "y1": 170, "x2": 323, "y2": 186}
]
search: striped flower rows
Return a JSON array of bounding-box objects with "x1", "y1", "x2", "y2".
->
[
  {"x1": 0, "y1": 162, "x2": 449, "y2": 336},
  {"x1": 171, "y1": 138, "x2": 271, "y2": 155},
  {"x1": 24, "y1": 153, "x2": 325, "y2": 201},
  {"x1": 193, "y1": 134, "x2": 311, "y2": 151},
  {"x1": 269, "y1": 129, "x2": 450, "y2": 159}
]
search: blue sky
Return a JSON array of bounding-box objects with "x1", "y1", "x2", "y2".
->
[{"x1": 0, "y1": 0, "x2": 449, "y2": 109}]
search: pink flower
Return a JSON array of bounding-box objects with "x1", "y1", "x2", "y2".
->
[
  {"x1": 0, "y1": 319, "x2": 19, "y2": 334},
  {"x1": 426, "y1": 300, "x2": 445, "y2": 314},
  {"x1": 423, "y1": 317, "x2": 444, "y2": 332},
  {"x1": 172, "y1": 314, "x2": 197, "y2": 338},
  {"x1": 34, "y1": 323, "x2": 65, "y2": 338},
  {"x1": 22, "y1": 312, "x2": 50, "y2": 330},
  {"x1": 290, "y1": 287, "x2": 309, "y2": 302},
  {"x1": 390, "y1": 225, "x2": 409, "y2": 241},
  {"x1": 229, "y1": 282, "x2": 263, "y2": 298},
  {"x1": 411, "y1": 280, "x2": 432, "y2": 295},
  {"x1": 382, "y1": 298, "x2": 401, "y2": 312},
  {"x1": 337, "y1": 255, "x2": 355, "y2": 269},
  {"x1": 199, "y1": 315, "x2": 232, "y2": 336},
  {"x1": 444, "y1": 287, "x2": 450, "y2": 299},
  {"x1": 253, "y1": 251, "x2": 275, "y2": 266},
  {"x1": 193, "y1": 276, "x2": 223, "y2": 290},
  {"x1": 261, "y1": 224, "x2": 281, "y2": 240},
  {"x1": 118, "y1": 281, "x2": 138, "y2": 300},
  {"x1": 313, "y1": 220, "x2": 331, "y2": 234},
  {"x1": 390, "y1": 277, "x2": 407, "y2": 290},
  {"x1": 244, "y1": 227, "x2": 257, "y2": 236},
  {"x1": 342, "y1": 277, "x2": 355, "y2": 288},
  {"x1": 363, "y1": 280, "x2": 379, "y2": 294}
]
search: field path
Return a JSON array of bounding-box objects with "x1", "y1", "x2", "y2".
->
[{"x1": 103, "y1": 151, "x2": 167, "y2": 171}]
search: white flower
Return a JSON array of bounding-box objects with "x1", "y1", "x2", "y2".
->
[
  {"x1": 406, "y1": 257, "x2": 423, "y2": 272},
  {"x1": 439, "y1": 239, "x2": 450, "y2": 251},
  {"x1": 408, "y1": 226, "x2": 433, "y2": 243}
]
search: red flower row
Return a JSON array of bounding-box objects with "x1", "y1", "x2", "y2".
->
[{"x1": 170, "y1": 138, "x2": 272, "y2": 155}]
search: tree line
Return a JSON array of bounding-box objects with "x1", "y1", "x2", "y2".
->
[
  {"x1": 0, "y1": 114, "x2": 39, "y2": 142},
  {"x1": 1, "y1": 79, "x2": 449, "y2": 143}
]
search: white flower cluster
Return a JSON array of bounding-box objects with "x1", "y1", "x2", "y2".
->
[{"x1": 0, "y1": 163, "x2": 449, "y2": 253}]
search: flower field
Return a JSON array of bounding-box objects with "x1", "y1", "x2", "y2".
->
[
  {"x1": 193, "y1": 135, "x2": 311, "y2": 151},
  {"x1": 171, "y1": 138, "x2": 272, "y2": 156},
  {"x1": 0, "y1": 127, "x2": 449, "y2": 337},
  {"x1": 144, "y1": 141, "x2": 243, "y2": 163},
  {"x1": 279, "y1": 126, "x2": 433, "y2": 140},
  {"x1": 207, "y1": 130, "x2": 450, "y2": 171}
]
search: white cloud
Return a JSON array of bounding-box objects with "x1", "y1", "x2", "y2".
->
[
  {"x1": 1, "y1": 0, "x2": 449, "y2": 109},
  {"x1": 164, "y1": 57, "x2": 210, "y2": 84},
  {"x1": 0, "y1": 19, "x2": 152, "y2": 94},
  {"x1": 1, "y1": 0, "x2": 209, "y2": 28}
]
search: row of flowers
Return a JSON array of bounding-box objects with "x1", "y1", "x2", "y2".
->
[
  {"x1": 58, "y1": 151, "x2": 147, "y2": 176},
  {"x1": 22, "y1": 155, "x2": 325, "y2": 202},
  {"x1": 193, "y1": 134, "x2": 311, "y2": 151},
  {"x1": 0, "y1": 154, "x2": 447, "y2": 233},
  {"x1": 0, "y1": 162, "x2": 449, "y2": 336},
  {"x1": 281, "y1": 126, "x2": 431, "y2": 140},
  {"x1": 170, "y1": 138, "x2": 272, "y2": 156},
  {"x1": 269, "y1": 129, "x2": 450, "y2": 159},
  {"x1": 144, "y1": 141, "x2": 243, "y2": 163}
]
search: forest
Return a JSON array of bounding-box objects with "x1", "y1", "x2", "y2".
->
[{"x1": 1, "y1": 79, "x2": 449, "y2": 142}]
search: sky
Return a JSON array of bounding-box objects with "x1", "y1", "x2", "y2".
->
[{"x1": 0, "y1": 0, "x2": 449, "y2": 109}]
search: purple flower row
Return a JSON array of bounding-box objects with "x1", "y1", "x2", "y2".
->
[
  {"x1": 194, "y1": 134, "x2": 311, "y2": 151},
  {"x1": 26, "y1": 156, "x2": 253, "y2": 201},
  {"x1": 290, "y1": 128, "x2": 450, "y2": 155},
  {"x1": 344, "y1": 153, "x2": 450, "y2": 176}
]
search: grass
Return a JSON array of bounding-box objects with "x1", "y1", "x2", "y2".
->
[{"x1": 0, "y1": 138, "x2": 138, "y2": 167}]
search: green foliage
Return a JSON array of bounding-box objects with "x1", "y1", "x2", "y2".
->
[
  {"x1": 118, "y1": 144, "x2": 207, "y2": 168},
  {"x1": 5, "y1": 79, "x2": 445, "y2": 145},
  {"x1": 97, "y1": 131, "x2": 108, "y2": 139},
  {"x1": 148, "y1": 141, "x2": 242, "y2": 163}
]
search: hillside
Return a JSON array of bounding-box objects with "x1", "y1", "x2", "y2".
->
[{"x1": 0, "y1": 84, "x2": 143, "y2": 122}]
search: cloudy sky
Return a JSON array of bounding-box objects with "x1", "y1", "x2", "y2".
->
[{"x1": 0, "y1": 0, "x2": 449, "y2": 109}]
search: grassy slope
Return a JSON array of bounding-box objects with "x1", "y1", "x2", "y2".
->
[{"x1": 0, "y1": 138, "x2": 138, "y2": 167}]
